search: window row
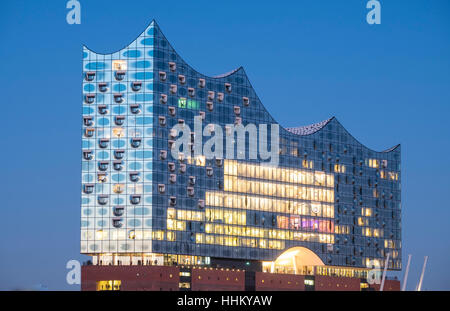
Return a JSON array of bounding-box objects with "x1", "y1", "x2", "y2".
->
[
  {"x1": 83, "y1": 149, "x2": 126, "y2": 161},
  {"x1": 224, "y1": 160, "x2": 334, "y2": 187},
  {"x1": 166, "y1": 219, "x2": 335, "y2": 244},
  {"x1": 205, "y1": 192, "x2": 334, "y2": 218},
  {"x1": 224, "y1": 176, "x2": 335, "y2": 203}
]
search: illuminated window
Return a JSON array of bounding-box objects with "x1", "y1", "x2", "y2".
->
[
  {"x1": 362, "y1": 208, "x2": 372, "y2": 217},
  {"x1": 384, "y1": 239, "x2": 396, "y2": 248},
  {"x1": 112, "y1": 60, "x2": 127, "y2": 71},
  {"x1": 357, "y1": 217, "x2": 365, "y2": 226},
  {"x1": 167, "y1": 231, "x2": 176, "y2": 241},
  {"x1": 113, "y1": 184, "x2": 125, "y2": 194},
  {"x1": 373, "y1": 189, "x2": 379, "y2": 198},
  {"x1": 95, "y1": 230, "x2": 107, "y2": 240},
  {"x1": 367, "y1": 159, "x2": 380, "y2": 168},
  {"x1": 302, "y1": 160, "x2": 313, "y2": 169},
  {"x1": 334, "y1": 164, "x2": 346, "y2": 173},
  {"x1": 373, "y1": 229, "x2": 381, "y2": 237},
  {"x1": 167, "y1": 208, "x2": 175, "y2": 219},
  {"x1": 187, "y1": 155, "x2": 205, "y2": 166},
  {"x1": 223, "y1": 176, "x2": 334, "y2": 203},
  {"x1": 97, "y1": 280, "x2": 121, "y2": 291},
  {"x1": 128, "y1": 230, "x2": 136, "y2": 240},
  {"x1": 178, "y1": 97, "x2": 187, "y2": 108},
  {"x1": 167, "y1": 219, "x2": 186, "y2": 231},
  {"x1": 153, "y1": 230, "x2": 164, "y2": 240},
  {"x1": 112, "y1": 127, "x2": 125, "y2": 138},
  {"x1": 196, "y1": 233, "x2": 205, "y2": 243},
  {"x1": 363, "y1": 228, "x2": 372, "y2": 237},
  {"x1": 187, "y1": 99, "x2": 199, "y2": 109},
  {"x1": 388, "y1": 172, "x2": 399, "y2": 181}
]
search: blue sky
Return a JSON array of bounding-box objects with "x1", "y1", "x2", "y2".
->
[{"x1": 0, "y1": 0, "x2": 449, "y2": 290}]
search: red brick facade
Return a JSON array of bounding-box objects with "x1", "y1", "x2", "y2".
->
[
  {"x1": 82, "y1": 265, "x2": 180, "y2": 291},
  {"x1": 81, "y1": 265, "x2": 400, "y2": 291},
  {"x1": 314, "y1": 275, "x2": 361, "y2": 291},
  {"x1": 254, "y1": 272, "x2": 305, "y2": 291},
  {"x1": 369, "y1": 280, "x2": 401, "y2": 291},
  {"x1": 190, "y1": 268, "x2": 245, "y2": 291}
]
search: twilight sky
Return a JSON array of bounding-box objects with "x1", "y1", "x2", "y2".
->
[{"x1": 0, "y1": 0, "x2": 449, "y2": 290}]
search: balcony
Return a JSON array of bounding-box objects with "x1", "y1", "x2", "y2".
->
[
  {"x1": 114, "y1": 150, "x2": 125, "y2": 160},
  {"x1": 198, "y1": 78, "x2": 205, "y2": 88},
  {"x1": 112, "y1": 217, "x2": 123, "y2": 228},
  {"x1": 98, "y1": 82, "x2": 108, "y2": 93},
  {"x1": 83, "y1": 150, "x2": 94, "y2": 161},
  {"x1": 98, "y1": 105, "x2": 108, "y2": 115},
  {"x1": 98, "y1": 161, "x2": 109, "y2": 171},
  {"x1": 98, "y1": 138, "x2": 109, "y2": 149},
  {"x1": 83, "y1": 184, "x2": 94, "y2": 194},
  {"x1": 114, "y1": 116, "x2": 125, "y2": 126},
  {"x1": 113, "y1": 93, "x2": 124, "y2": 104},
  {"x1": 131, "y1": 81, "x2": 142, "y2": 92},
  {"x1": 113, "y1": 206, "x2": 124, "y2": 217},
  {"x1": 84, "y1": 128, "x2": 95, "y2": 138},
  {"x1": 83, "y1": 116, "x2": 93, "y2": 126},
  {"x1": 85, "y1": 71, "x2": 95, "y2": 81},
  {"x1": 129, "y1": 172, "x2": 140, "y2": 182},
  {"x1": 114, "y1": 70, "x2": 126, "y2": 81},
  {"x1": 169, "y1": 62, "x2": 176, "y2": 72},
  {"x1": 130, "y1": 195, "x2": 141, "y2": 205},
  {"x1": 97, "y1": 195, "x2": 109, "y2": 205},
  {"x1": 113, "y1": 160, "x2": 123, "y2": 171},
  {"x1": 84, "y1": 94, "x2": 95, "y2": 104},
  {"x1": 130, "y1": 104, "x2": 141, "y2": 114},
  {"x1": 130, "y1": 138, "x2": 142, "y2": 148}
]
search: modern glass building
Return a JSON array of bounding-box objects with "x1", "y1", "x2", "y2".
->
[{"x1": 81, "y1": 20, "x2": 401, "y2": 279}]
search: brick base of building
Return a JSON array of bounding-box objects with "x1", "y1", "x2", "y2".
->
[{"x1": 81, "y1": 265, "x2": 400, "y2": 291}]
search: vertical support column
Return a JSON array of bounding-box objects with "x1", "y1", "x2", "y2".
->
[
  {"x1": 401, "y1": 254, "x2": 412, "y2": 291},
  {"x1": 380, "y1": 252, "x2": 390, "y2": 291},
  {"x1": 417, "y1": 256, "x2": 428, "y2": 291}
]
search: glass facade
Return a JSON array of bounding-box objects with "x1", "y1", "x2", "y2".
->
[{"x1": 81, "y1": 21, "x2": 401, "y2": 271}]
